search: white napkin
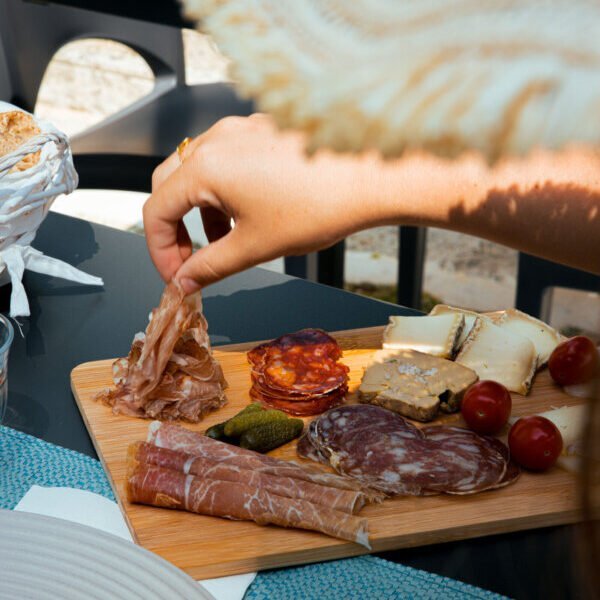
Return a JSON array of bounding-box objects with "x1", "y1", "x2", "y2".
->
[
  {"x1": 15, "y1": 486, "x2": 257, "y2": 600},
  {"x1": 0, "y1": 102, "x2": 104, "y2": 317}
]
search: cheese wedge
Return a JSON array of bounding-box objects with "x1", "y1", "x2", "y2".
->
[
  {"x1": 455, "y1": 317, "x2": 537, "y2": 395},
  {"x1": 383, "y1": 314, "x2": 465, "y2": 359},
  {"x1": 429, "y1": 304, "x2": 484, "y2": 348},
  {"x1": 491, "y1": 309, "x2": 564, "y2": 366},
  {"x1": 359, "y1": 349, "x2": 478, "y2": 421}
]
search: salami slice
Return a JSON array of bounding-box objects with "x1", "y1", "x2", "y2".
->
[
  {"x1": 250, "y1": 386, "x2": 346, "y2": 416},
  {"x1": 300, "y1": 406, "x2": 512, "y2": 497},
  {"x1": 418, "y1": 426, "x2": 507, "y2": 494},
  {"x1": 248, "y1": 329, "x2": 341, "y2": 367},
  {"x1": 248, "y1": 329, "x2": 349, "y2": 415}
]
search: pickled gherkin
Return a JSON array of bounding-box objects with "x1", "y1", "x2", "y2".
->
[
  {"x1": 205, "y1": 403, "x2": 263, "y2": 440},
  {"x1": 239, "y1": 419, "x2": 304, "y2": 453},
  {"x1": 224, "y1": 408, "x2": 288, "y2": 437}
]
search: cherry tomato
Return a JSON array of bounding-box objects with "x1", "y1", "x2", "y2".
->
[
  {"x1": 548, "y1": 336, "x2": 599, "y2": 386},
  {"x1": 508, "y1": 416, "x2": 563, "y2": 471},
  {"x1": 461, "y1": 380, "x2": 512, "y2": 435}
]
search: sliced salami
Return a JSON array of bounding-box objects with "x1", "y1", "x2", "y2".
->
[
  {"x1": 247, "y1": 329, "x2": 349, "y2": 415},
  {"x1": 299, "y1": 406, "x2": 513, "y2": 497},
  {"x1": 420, "y1": 426, "x2": 507, "y2": 494},
  {"x1": 250, "y1": 386, "x2": 346, "y2": 416}
]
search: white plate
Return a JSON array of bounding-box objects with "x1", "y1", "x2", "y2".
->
[{"x1": 0, "y1": 509, "x2": 212, "y2": 600}]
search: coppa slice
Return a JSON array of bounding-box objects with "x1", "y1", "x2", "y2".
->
[{"x1": 359, "y1": 349, "x2": 478, "y2": 421}]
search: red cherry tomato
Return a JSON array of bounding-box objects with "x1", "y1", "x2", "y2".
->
[
  {"x1": 548, "y1": 336, "x2": 599, "y2": 386},
  {"x1": 508, "y1": 416, "x2": 563, "y2": 471},
  {"x1": 461, "y1": 380, "x2": 512, "y2": 435}
]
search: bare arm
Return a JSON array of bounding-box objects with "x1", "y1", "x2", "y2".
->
[{"x1": 143, "y1": 115, "x2": 600, "y2": 293}]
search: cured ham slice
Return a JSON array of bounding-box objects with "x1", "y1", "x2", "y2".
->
[
  {"x1": 129, "y1": 442, "x2": 366, "y2": 514},
  {"x1": 247, "y1": 329, "x2": 349, "y2": 416},
  {"x1": 299, "y1": 405, "x2": 514, "y2": 496},
  {"x1": 147, "y1": 421, "x2": 380, "y2": 498},
  {"x1": 97, "y1": 282, "x2": 227, "y2": 422},
  {"x1": 127, "y1": 461, "x2": 370, "y2": 548}
]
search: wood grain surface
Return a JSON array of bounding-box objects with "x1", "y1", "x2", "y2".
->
[{"x1": 71, "y1": 326, "x2": 586, "y2": 579}]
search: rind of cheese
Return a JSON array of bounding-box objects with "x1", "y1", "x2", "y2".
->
[
  {"x1": 359, "y1": 349, "x2": 478, "y2": 422},
  {"x1": 492, "y1": 309, "x2": 564, "y2": 366},
  {"x1": 455, "y1": 318, "x2": 537, "y2": 395},
  {"x1": 537, "y1": 405, "x2": 585, "y2": 450},
  {"x1": 382, "y1": 314, "x2": 465, "y2": 359},
  {"x1": 429, "y1": 304, "x2": 485, "y2": 348}
]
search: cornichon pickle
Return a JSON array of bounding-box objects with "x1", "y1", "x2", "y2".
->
[
  {"x1": 239, "y1": 419, "x2": 304, "y2": 453},
  {"x1": 224, "y1": 408, "x2": 288, "y2": 437},
  {"x1": 205, "y1": 422, "x2": 226, "y2": 440},
  {"x1": 205, "y1": 403, "x2": 263, "y2": 440}
]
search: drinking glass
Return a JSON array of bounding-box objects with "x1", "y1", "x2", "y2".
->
[{"x1": 0, "y1": 314, "x2": 14, "y2": 423}]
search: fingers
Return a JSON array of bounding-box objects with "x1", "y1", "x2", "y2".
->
[
  {"x1": 175, "y1": 226, "x2": 256, "y2": 293},
  {"x1": 200, "y1": 205, "x2": 232, "y2": 242},
  {"x1": 143, "y1": 153, "x2": 215, "y2": 282},
  {"x1": 151, "y1": 133, "x2": 207, "y2": 191},
  {"x1": 176, "y1": 220, "x2": 193, "y2": 263}
]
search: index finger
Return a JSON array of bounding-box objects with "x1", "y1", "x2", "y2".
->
[{"x1": 143, "y1": 153, "x2": 212, "y2": 282}]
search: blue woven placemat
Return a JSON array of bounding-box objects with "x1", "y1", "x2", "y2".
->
[{"x1": 0, "y1": 425, "x2": 506, "y2": 599}]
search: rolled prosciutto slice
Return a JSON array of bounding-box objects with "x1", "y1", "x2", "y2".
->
[
  {"x1": 147, "y1": 421, "x2": 378, "y2": 497},
  {"x1": 127, "y1": 460, "x2": 370, "y2": 548},
  {"x1": 130, "y1": 442, "x2": 366, "y2": 514}
]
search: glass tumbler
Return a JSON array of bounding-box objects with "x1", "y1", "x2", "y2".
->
[{"x1": 0, "y1": 314, "x2": 14, "y2": 423}]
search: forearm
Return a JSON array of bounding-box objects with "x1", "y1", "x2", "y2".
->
[{"x1": 358, "y1": 147, "x2": 600, "y2": 274}]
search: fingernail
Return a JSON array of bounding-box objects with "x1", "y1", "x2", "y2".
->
[{"x1": 179, "y1": 277, "x2": 201, "y2": 295}]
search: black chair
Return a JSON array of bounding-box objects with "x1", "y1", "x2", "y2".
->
[
  {"x1": 515, "y1": 253, "x2": 599, "y2": 320},
  {"x1": 0, "y1": 0, "x2": 253, "y2": 192}
]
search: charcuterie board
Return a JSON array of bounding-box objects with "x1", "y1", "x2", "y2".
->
[{"x1": 71, "y1": 326, "x2": 585, "y2": 580}]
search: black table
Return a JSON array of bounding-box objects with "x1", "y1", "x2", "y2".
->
[{"x1": 2, "y1": 213, "x2": 583, "y2": 599}]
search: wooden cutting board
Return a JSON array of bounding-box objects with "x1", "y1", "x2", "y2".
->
[{"x1": 71, "y1": 326, "x2": 585, "y2": 580}]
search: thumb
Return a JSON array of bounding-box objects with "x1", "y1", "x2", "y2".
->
[{"x1": 175, "y1": 227, "x2": 256, "y2": 293}]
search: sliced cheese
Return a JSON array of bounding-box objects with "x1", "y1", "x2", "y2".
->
[
  {"x1": 382, "y1": 314, "x2": 465, "y2": 359},
  {"x1": 429, "y1": 304, "x2": 483, "y2": 348},
  {"x1": 455, "y1": 317, "x2": 537, "y2": 395},
  {"x1": 359, "y1": 348, "x2": 478, "y2": 421},
  {"x1": 493, "y1": 309, "x2": 564, "y2": 366}
]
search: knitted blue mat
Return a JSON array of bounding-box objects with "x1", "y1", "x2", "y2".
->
[{"x1": 0, "y1": 425, "x2": 506, "y2": 599}]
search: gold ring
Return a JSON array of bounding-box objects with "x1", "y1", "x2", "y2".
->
[{"x1": 177, "y1": 137, "x2": 192, "y2": 162}]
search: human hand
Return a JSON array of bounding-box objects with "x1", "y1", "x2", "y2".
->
[{"x1": 143, "y1": 114, "x2": 378, "y2": 293}]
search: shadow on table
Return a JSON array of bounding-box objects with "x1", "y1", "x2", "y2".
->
[{"x1": 34, "y1": 215, "x2": 101, "y2": 267}]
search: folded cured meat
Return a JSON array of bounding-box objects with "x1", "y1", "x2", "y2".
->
[
  {"x1": 147, "y1": 421, "x2": 378, "y2": 497},
  {"x1": 97, "y1": 282, "x2": 227, "y2": 422},
  {"x1": 247, "y1": 329, "x2": 349, "y2": 416},
  {"x1": 129, "y1": 442, "x2": 366, "y2": 514},
  {"x1": 298, "y1": 405, "x2": 517, "y2": 496},
  {"x1": 127, "y1": 461, "x2": 370, "y2": 548}
]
